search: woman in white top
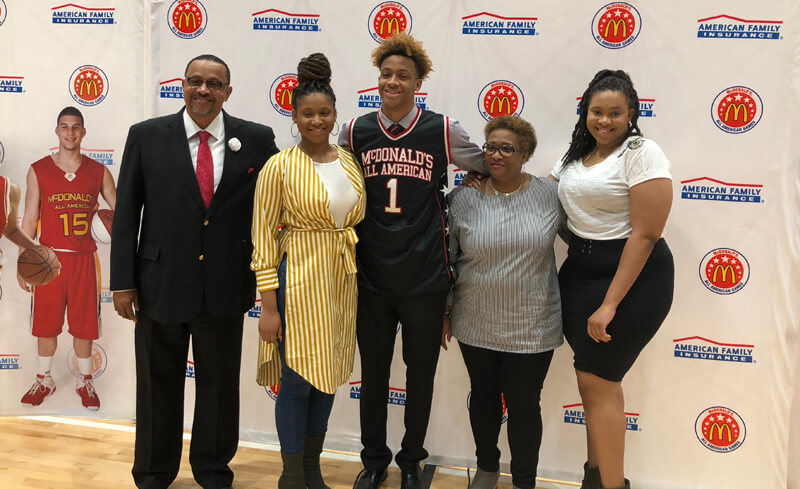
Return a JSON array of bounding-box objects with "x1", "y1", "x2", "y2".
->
[
  {"x1": 550, "y1": 70, "x2": 674, "y2": 489},
  {"x1": 251, "y1": 53, "x2": 366, "y2": 489}
]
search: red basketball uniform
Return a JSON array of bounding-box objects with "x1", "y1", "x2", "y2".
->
[{"x1": 31, "y1": 156, "x2": 104, "y2": 340}]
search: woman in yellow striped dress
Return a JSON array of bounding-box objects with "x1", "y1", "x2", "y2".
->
[{"x1": 251, "y1": 53, "x2": 366, "y2": 489}]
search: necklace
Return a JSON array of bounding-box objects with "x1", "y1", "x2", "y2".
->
[{"x1": 488, "y1": 175, "x2": 525, "y2": 197}]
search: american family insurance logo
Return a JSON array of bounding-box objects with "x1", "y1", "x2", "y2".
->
[
  {"x1": 564, "y1": 403, "x2": 640, "y2": 431},
  {"x1": 680, "y1": 177, "x2": 763, "y2": 204},
  {"x1": 696, "y1": 406, "x2": 746, "y2": 453},
  {"x1": 0, "y1": 354, "x2": 20, "y2": 370},
  {"x1": 452, "y1": 168, "x2": 466, "y2": 187},
  {"x1": 711, "y1": 86, "x2": 762, "y2": 134},
  {"x1": 167, "y1": 0, "x2": 207, "y2": 39},
  {"x1": 68, "y1": 344, "x2": 108, "y2": 379},
  {"x1": 592, "y1": 3, "x2": 641, "y2": 49},
  {"x1": 0, "y1": 0, "x2": 7, "y2": 27},
  {"x1": 248, "y1": 299, "x2": 261, "y2": 318},
  {"x1": 159, "y1": 78, "x2": 184, "y2": 99},
  {"x1": 673, "y1": 336, "x2": 755, "y2": 364},
  {"x1": 349, "y1": 381, "x2": 406, "y2": 406},
  {"x1": 368, "y1": 2, "x2": 411, "y2": 43},
  {"x1": 700, "y1": 248, "x2": 749, "y2": 295},
  {"x1": 697, "y1": 15, "x2": 782, "y2": 40},
  {"x1": 84, "y1": 148, "x2": 114, "y2": 166},
  {"x1": 186, "y1": 360, "x2": 195, "y2": 378},
  {"x1": 576, "y1": 97, "x2": 655, "y2": 117},
  {"x1": 478, "y1": 80, "x2": 524, "y2": 121},
  {"x1": 461, "y1": 12, "x2": 537, "y2": 36},
  {"x1": 49, "y1": 147, "x2": 114, "y2": 166},
  {"x1": 357, "y1": 87, "x2": 427, "y2": 110},
  {"x1": 269, "y1": 73, "x2": 298, "y2": 117},
  {"x1": 0, "y1": 76, "x2": 24, "y2": 93},
  {"x1": 69, "y1": 65, "x2": 108, "y2": 106},
  {"x1": 252, "y1": 8, "x2": 319, "y2": 31},
  {"x1": 52, "y1": 4, "x2": 115, "y2": 24}
]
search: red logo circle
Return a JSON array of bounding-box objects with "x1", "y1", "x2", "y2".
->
[
  {"x1": 272, "y1": 74, "x2": 298, "y2": 114},
  {"x1": 172, "y1": 1, "x2": 203, "y2": 35},
  {"x1": 73, "y1": 68, "x2": 105, "y2": 103},
  {"x1": 704, "y1": 251, "x2": 745, "y2": 288},
  {"x1": 700, "y1": 411, "x2": 740, "y2": 448},
  {"x1": 715, "y1": 92, "x2": 758, "y2": 129},
  {"x1": 597, "y1": 6, "x2": 636, "y2": 43},
  {"x1": 477, "y1": 80, "x2": 525, "y2": 121},
  {"x1": 372, "y1": 5, "x2": 408, "y2": 40}
]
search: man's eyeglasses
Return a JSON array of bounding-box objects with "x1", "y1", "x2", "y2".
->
[
  {"x1": 185, "y1": 77, "x2": 228, "y2": 91},
  {"x1": 482, "y1": 143, "x2": 519, "y2": 157}
]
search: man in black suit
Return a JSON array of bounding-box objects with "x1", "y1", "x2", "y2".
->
[{"x1": 110, "y1": 54, "x2": 279, "y2": 489}]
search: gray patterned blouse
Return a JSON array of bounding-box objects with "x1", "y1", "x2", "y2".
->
[{"x1": 447, "y1": 176, "x2": 565, "y2": 353}]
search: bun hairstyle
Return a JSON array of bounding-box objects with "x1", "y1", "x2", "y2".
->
[
  {"x1": 561, "y1": 69, "x2": 642, "y2": 166},
  {"x1": 293, "y1": 52, "x2": 336, "y2": 108}
]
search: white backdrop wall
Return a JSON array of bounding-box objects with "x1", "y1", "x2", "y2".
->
[{"x1": 1, "y1": 2, "x2": 799, "y2": 489}]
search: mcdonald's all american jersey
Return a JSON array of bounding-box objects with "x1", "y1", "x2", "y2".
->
[
  {"x1": 346, "y1": 108, "x2": 455, "y2": 296},
  {"x1": 32, "y1": 155, "x2": 103, "y2": 252},
  {"x1": 0, "y1": 176, "x2": 9, "y2": 235}
]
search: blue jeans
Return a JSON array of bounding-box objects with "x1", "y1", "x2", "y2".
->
[{"x1": 274, "y1": 256, "x2": 336, "y2": 454}]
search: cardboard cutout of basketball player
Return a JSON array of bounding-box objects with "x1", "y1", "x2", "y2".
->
[{"x1": 17, "y1": 106, "x2": 116, "y2": 410}]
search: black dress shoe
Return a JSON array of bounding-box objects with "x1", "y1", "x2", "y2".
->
[
  {"x1": 400, "y1": 465, "x2": 422, "y2": 489},
  {"x1": 353, "y1": 468, "x2": 387, "y2": 489}
]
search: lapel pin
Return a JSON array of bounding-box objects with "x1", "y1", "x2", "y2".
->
[{"x1": 227, "y1": 137, "x2": 242, "y2": 152}]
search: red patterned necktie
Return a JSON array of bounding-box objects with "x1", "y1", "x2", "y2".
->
[
  {"x1": 388, "y1": 123, "x2": 404, "y2": 136},
  {"x1": 196, "y1": 131, "x2": 214, "y2": 208}
]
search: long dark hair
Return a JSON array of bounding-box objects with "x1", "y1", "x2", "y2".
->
[
  {"x1": 292, "y1": 53, "x2": 336, "y2": 109},
  {"x1": 561, "y1": 69, "x2": 641, "y2": 166}
]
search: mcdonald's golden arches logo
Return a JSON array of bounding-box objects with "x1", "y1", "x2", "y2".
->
[
  {"x1": 69, "y1": 65, "x2": 109, "y2": 107},
  {"x1": 477, "y1": 80, "x2": 524, "y2": 121},
  {"x1": 712, "y1": 86, "x2": 763, "y2": 134},
  {"x1": 167, "y1": 0, "x2": 207, "y2": 39},
  {"x1": 592, "y1": 3, "x2": 641, "y2": 49},
  {"x1": 695, "y1": 406, "x2": 746, "y2": 453},
  {"x1": 368, "y1": 2, "x2": 412, "y2": 43},
  {"x1": 269, "y1": 73, "x2": 298, "y2": 117},
  {"x1": 699, "y1": 248, "x2": 750, "y2": 295}
]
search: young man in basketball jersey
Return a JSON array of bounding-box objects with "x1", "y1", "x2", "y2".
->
[
  {"x1": 17, "y1": 106, "x2": 116, "y2": 410},
  {"x1": 338, "y1": 33, "x2": 485, "y2": 489}
]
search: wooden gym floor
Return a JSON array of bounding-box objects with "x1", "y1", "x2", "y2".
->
[{"x1": 0, "y1": 416, "x2": 576, "y2": 489}]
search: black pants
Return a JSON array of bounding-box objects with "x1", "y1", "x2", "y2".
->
[
  {"x1": 132, "y1": 308, "x2": 243, "y2": 489},
  {"x1": 459, "y1": 342, "x2": 554, "y2": 489},
  {"x1": 356, "y1": 287, "x2": 448, "y2": 471}
]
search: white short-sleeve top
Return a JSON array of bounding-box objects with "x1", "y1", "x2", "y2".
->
[{"x1": 550, "y1": 136, "x2": 671, "y2": 240}]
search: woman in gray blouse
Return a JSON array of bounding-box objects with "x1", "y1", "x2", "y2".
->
[{"x1": 443, "y1": 115, "x2": 565, "y2": 489}]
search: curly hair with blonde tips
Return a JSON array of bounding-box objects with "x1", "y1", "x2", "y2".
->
[{"x1": 370, "y1": 33, "x2": 433, "y2": 80}]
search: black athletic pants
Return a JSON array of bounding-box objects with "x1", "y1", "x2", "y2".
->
[{"x1": 356, "y1": 287, "x2": 448, "y2": 472}]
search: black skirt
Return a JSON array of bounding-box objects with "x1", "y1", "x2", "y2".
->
[{"x1": 559, "y1": 236, "x2": 674, "y2": 382}]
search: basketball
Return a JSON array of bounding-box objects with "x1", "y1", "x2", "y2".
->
[
  {"x1": 91, "y1": 208, "x2": 114, "y2": 244},
  {"x1": 17, "y1": 245, "x2": 61, "y2": 286}
]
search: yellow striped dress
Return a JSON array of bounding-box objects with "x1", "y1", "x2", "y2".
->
[{"x1": 251, "y1": 145, "x2": 366, "y2": 394}]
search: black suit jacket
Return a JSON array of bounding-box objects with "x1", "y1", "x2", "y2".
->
[{"x1": 110, "y1": 109, "x2": 279, "y2": 323}]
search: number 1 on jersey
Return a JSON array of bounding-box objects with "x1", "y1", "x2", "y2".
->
[{"x1": 384, "y1": 178, "x2": 402, "y2": 214}]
